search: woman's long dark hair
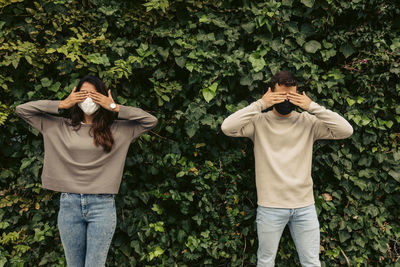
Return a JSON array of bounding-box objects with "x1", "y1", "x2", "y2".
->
[{"x1": 70, "y1": 75, "x2": 115, "y2": 152}]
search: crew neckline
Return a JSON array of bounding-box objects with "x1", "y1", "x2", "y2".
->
[{"x1": 268, "y1": 110, "x2": 299, "y2": 120}]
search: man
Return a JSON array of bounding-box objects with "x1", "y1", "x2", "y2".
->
[{"x1": 221, "y1": 70, "x2": 353, "y2": 266}]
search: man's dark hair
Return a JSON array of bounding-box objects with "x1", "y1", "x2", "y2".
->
[{"x1": 269, "y1": 70, "x2": 298, "y2": 91}]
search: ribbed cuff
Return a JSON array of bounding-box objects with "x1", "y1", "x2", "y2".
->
[
  {"x1": 256, "y1": 99, "x2": 268, "y2": 110},
  {"x1": 117, "y1": 105, "x2": 129, "y2": 119},
  {"x1": 307, "y1": 101, "x2": 320, "y2": 113},
  {"x1": 48, "y1": 100, "x2": 61, "y2": 114}
]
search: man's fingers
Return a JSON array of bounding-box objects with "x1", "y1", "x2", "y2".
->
[
  {"x1": 108, "y1": 89, "x2": 112, "y2": 98},
  {"x1": 288, "y1": 92, "x2": 301, "y2": 96},
  {"x1": 72, "y1": 86, "x2": 77, "y2": 93},
  {"x1": 288, "y1": 97, "x2": 300, "y2": 103},
  {"x1": 289, "y1": 100, "x2": 302, "y2": 106},
  {"x1": 271, "y1": 95, "x2": 287, "y2": 100},
  {"x1": 288, "y1": 92, "x2": 301, "y2": 97},
  {"x1": 288, "y1": 94, "x2": 303, "y2": 100},
  {"x1": 272, "y1": 99, "x2": 286, "y2": 104},
  {"x1": 272, "y1": 92, "x2": 288, "y2": 95},
  {"x1": 271, "y1": 93, "x2": 288, "y2": 98}
]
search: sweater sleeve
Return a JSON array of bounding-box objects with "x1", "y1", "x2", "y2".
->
[
  {"x1": 15, "y1": 100, "x2": 61, "y2": 133},
  {"x1": 308, "y1": 102, "x2": 353, "y2": 140},
  {"x1": 221, "y1": 99, "x2": 266, "y2": 139},
  {"x1": 117, "y1": 105, "x2": 158, "y2": 139}
]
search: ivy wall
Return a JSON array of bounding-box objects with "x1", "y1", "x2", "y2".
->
[{"x1": 0, "y1": 0, "x2": 399, "y2": 266}]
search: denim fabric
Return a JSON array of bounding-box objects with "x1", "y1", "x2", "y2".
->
[
  {"x1": 57, "y1": 193, "x2": 117, "y2": 267},
  {"x1": 256, "y1": 204, "x2": 321, "y2": 267}
]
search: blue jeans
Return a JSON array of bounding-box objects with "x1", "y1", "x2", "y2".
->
[
  {"x1": 57, "y1": 193, "x2": 117, "y2": 267},
  {"x1": 256, "y1": 204, "x2": 321, "y2": 267}
]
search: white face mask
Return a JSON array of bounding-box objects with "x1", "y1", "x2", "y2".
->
[{"x1": 78, "y1": 97, "x2": 100, "y2": 116}]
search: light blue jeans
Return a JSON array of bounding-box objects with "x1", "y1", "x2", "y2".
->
[
  {"x1": 57, "y1": 193, "x2": 117, "y2": 267},
  {"x1": 256, "y1": 204, "x2": 321, "y2": 267}
]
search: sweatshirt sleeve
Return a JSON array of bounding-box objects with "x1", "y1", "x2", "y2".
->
[
  {"x1": 308, "y1": 102, "x2": 353, "y2": 140},
  {"x1": 221, "y1": 99, "x2": 266, "y2": 139},
  {"x1": 117, "y1": 105, "x2": 158, "y2": 139},
  {"x1": 15, "y1": 100, "x2": 61, "y2": 133}
]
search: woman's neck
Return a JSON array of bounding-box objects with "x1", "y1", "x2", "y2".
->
[{"x1": 83, "y1": 114, "x2": 94, "y2": 124}]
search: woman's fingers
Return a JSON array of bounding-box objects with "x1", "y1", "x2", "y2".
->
[
  {"x1": 89, "y1": 91, "x2": 104, "y2": 98},
  {"x1": 89, "y1": 96, "x2": 102, "y2": 103},
  {"x1": 88, "y1": 92, "x2": 103, "y2": 100}
]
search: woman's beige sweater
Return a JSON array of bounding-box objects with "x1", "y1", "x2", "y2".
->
[{"x1": 16, "y1": 100, "x2": 158, "y2": 194}]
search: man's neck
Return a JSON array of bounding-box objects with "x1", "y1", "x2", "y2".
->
[{"x1": 272, "y1": 108, "x2": 292, "y2": 117}]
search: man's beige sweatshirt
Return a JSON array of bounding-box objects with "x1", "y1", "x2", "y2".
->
[{"x1": 221, "y1": 99, "x2": 353, "y2": 208}]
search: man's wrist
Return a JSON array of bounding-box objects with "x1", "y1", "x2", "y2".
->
[
  {"x1": 259, "y1": 99, "x2": 268, "y2": 110},
  {"x1": 307, "y1": 101, "x2": 318, "y2": 113}
]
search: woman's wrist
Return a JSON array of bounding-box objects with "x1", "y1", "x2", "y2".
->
[{"x1": 59, "y1": 100, "x2": 66, "y2": 109}]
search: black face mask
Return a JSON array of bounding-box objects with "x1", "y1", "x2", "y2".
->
[{"x1": 274, "y1": 100, "x2": 295, "y2": 115}]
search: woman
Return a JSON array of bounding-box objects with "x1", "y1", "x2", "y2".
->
[{"x1": 16, "y1": 75, "x2": 158, "y2": 266}]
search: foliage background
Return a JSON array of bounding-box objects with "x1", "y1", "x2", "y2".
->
[{"x1": 0, "y1": 0, "x2": 399, "y2": 266}]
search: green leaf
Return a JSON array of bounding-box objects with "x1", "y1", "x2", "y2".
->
[
  {"x1": 175, "y1": 56, "x2": 186, "y2": 68},
  {"x1": 346, "y1": 98, "x2": 356, "y2": 106},
  {"x1": 86, "y1": 53, "x2": 110, "y2": 66},
  {"x1": 393, "y1": 152, "x2": 400, "y2": 161},
  {"x1": 339, "y1": 231, "x2": 351, "y2": 242},
  {"x1": 199, "y1": 14, "x2": 209, "y2": 23},
  {"x1": 304, "y1": 40, "x2": 321, "y2": 53},
  {"x1": 40, "y1": 78, "x2": 52, "y2": 87},
  {"x1": 149, "y1": 246, "x2": 164, "y2": 261},
  {"x1": 388, "y1": 170, "x2": 400, "y2": 182},
  {"x1": 202, "y1": 89, "x2": 215, "y2": 103},
  {"x1": 48, "y1": 82, "x2": 61, "y2": 92},
  {"x1": 384, "y1": 120, "x2": 393, "y2": 128},
  {"x1": 301, "y1": 0, "x2": 315, "y2": 8},
  {"x1": 241, "y1": 22, "x2": 255, "y2": 34},
  {"x1": 390, "y1": 38, "x2": 400, "y2": 51},
  {"x1": 208, "y1": 82, "x2": 218, "y2": 93},
  {"x1": 249, "y1": 52, "x2": 266, "y2": 72},
  {"x1": 340, "y1": 43, "x2": 355, "y2": 58},
  {"x1": 186, "y1": 124, "x2": 198, "y2": 138},
  {"x1": 11, "y1": 54, "x2": 20, "y2": 69},
  {"x1": 202, "y1": 82, "x2": 218, "y2": 103}
]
